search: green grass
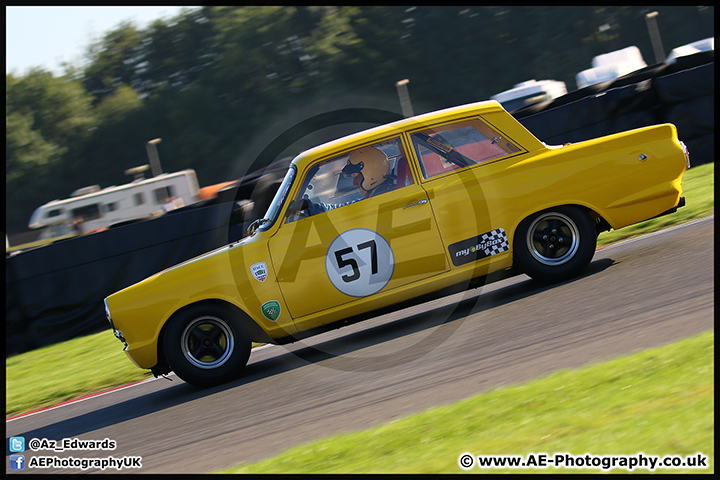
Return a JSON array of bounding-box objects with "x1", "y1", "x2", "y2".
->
[
  {"x1": 6, "y1": 233, "x2": 78, "y2": 253},
  {"x1": 5, "y1": 333, "x2": 265, "y2": 418},
  {"x1": 222, "y1": 331, "x2": 714, "y2": 474},
  {"x1": 5, "y1": 163, "x2": 713, "y2": 420},
  {"x1": 6, "y1": 330, "x2": 152, "y2": 417}
]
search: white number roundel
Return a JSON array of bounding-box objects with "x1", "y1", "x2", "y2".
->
[{"x1": 325, "y1": 228, "x2": 394, "y2": 297}]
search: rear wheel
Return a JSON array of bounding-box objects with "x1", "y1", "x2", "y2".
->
[
  {"x1": 163, "y1": 304, "x2": 251, "y2": 387},
  {"x1": 513, "y1": 206, "x2": 597, "y2": 283}
]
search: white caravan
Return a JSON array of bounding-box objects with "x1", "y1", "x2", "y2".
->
[{"x1": 29, "y1": 169, "x2": 201, "y2": 239}]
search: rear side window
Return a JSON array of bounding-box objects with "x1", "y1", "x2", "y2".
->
[
  {"x1": 154, "y1": 186, "x2": 175, "y2": 204},
  {"x1": 410, "y1": 118, "x2": 520, "y2": 179},
  {"x1": 72, "y1": 204, "x2": 102, "y2": 221}
]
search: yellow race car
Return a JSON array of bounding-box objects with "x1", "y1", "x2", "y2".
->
[{"x1": 104, "y1": 100, "x2": 689, "y2": 387}]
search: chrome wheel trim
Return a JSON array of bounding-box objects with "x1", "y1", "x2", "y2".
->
[
  {"x1": 526, "y1": 212, "x2": 580, "y2": 266},
  {"x1": 180, "y1": 315, "x2": 235, "y2": 369}
]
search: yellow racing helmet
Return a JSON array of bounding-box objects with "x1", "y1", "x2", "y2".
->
[{"x1": 342, "y1": 147, "x2": 390, "y2": 195}]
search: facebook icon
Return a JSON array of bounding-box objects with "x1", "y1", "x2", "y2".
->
[{"x1": 10, "y1": 454, "x2": 25, "y2": 470}]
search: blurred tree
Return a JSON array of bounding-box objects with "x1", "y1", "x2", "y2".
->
[
  {"x1": 6, "y1": 68, "x2": 96, "y2": 150},
  {"x1": 5, "y1": 110, "x2": 62, "y2": 179},
  {"x1": 134, "y1": 7, "x2": 220, "y2": 96},
  {"x1": 93, "y1": 84, "x2": 143, "y2": 125},
  {"x1": 5, "y1": 110, "x2": 62, "y2": 231},
  {"x1": 69, "y1": 84, "x2": 146, "y2": 185},
  {"x1": 83, "y1": 20, "x2": 144, "y2": 103},
  {"x1": 319, "y1": 6, "x2": 411, "y2": 96},
  {"x1": 6, "y1": 70, "x2": 97, "y2": 233},
  {"x1": 209, "y1": 7, "x2": 317, "y2": 113}
]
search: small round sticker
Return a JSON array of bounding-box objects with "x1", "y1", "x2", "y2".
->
[{"x1": 325, "y1": 228, "x2": 394, "y2": 297}]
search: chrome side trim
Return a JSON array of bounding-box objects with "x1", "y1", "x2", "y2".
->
[{"x1": 403, "y1": 199, "x2": 428, "y2": 209}]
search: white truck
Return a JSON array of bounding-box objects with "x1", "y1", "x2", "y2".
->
[
  {"x1": 491, "y1": 79, "x2": 568, "y2": 112},
  {"x1": 575, "y1": 46, "x2": 647, "y2": 89},
  {"x1": 28, "y1": 168, "x2": 201, "y2": 239}
]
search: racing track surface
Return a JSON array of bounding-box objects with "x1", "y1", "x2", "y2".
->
[{"x1": 6, "y1": 217, "x2": 714, "y2": 474}]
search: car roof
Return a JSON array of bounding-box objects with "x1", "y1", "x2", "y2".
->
[{"x1": 290, "y1": 100, "x2": 505, "y2": 170}]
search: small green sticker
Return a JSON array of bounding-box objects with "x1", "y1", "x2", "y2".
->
[{"x1": 261, "y1": 301, "x2": 281, "y2": 322}]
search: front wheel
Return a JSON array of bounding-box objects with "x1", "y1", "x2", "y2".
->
[
  {"x1": 513, "y1": 206, "x2": 597, "y2": 283},
  {"x1": 163, "y1": 304, "x2": 251, "y2": 387}
]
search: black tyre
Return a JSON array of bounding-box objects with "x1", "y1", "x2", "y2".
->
[
  {"x1": 162, "y1": 304, "x2": 251, "y2": 387},
  {"x1": 513, "y1": 205, "x2": 597, "y2": 283}
]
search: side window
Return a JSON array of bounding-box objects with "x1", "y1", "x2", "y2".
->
[
  {"x1": 71, "y1": 204, "x2": 102, "y2": 221},
  {"x1": 154, "y1": 186, "x2": 175, "y2": 204},
  {"x1": 287, "y1": 137, "x2": 413, "y2": 221},
  {"x1": 411, "y1": 118, "x2": 520, "y2": 179}
]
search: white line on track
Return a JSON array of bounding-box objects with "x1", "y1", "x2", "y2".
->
[
  {"x1": 597, "y1": 215, "x2": 713, "y2": 251},
  {"x1": 6, "y1": 375, "x2": 170, "y2": 422}
]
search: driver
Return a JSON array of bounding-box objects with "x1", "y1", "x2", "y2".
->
[
  {"x1": 340, "y1": 146, "x2": 395, "y2": 198},
  {"x1": 302, "y1": 147, "x2": 396, "y2": 216}
]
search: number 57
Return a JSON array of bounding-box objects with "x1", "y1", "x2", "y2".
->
[{"x1": 334, "y1": 240, "x2": 378, "y2": 283}]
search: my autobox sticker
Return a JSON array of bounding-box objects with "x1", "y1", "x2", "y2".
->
[
  {"x1": 325, "y1": 228, "x2": 394, "y2": 297},
  {"x1": 448, "y1": 228, "x2": 509, "y2": 267}
]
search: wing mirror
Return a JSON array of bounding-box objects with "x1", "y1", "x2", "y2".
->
[
  {"x1": 247, "y1": 218, "x2": 267, "y2": 236},
  {"x1": 284, "y1": 198, "x2": 311, "y2": 218}
]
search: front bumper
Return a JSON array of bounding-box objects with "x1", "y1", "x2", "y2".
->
[
  {"x1": 104, "y1": 298, "x2": 128, "y2": 349},
  {"x1": 114, "y1": 329, "x2": 128, "y2": 348}
]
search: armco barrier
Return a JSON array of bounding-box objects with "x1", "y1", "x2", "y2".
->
[{"x1": 6, "y1": 201, "x2": 235, "y2": 355}]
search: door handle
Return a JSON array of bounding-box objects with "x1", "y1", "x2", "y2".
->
[{"x1": 403, "y1": 199, "x2": 428, "y2": 209}]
